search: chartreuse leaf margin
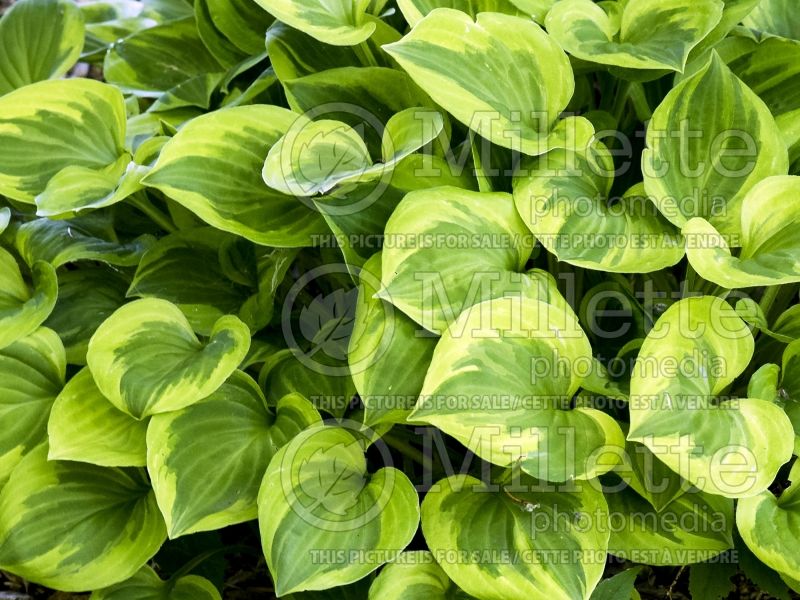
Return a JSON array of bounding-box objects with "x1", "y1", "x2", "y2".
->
[{"x1": 1, "y1": 0, "x2": 800, "y2": 597}]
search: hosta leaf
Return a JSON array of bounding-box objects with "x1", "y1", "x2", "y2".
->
[
  {"x1": 103, "y1": 17, "x2": 223, "y2": 96},
  {"x1": 780, "y1": 340, "x2": 800, "y2": 454},
  {"x1": 43, "y1": 266, "x2": 128, "y2": 365},
  {"x1": 742, "y1": 0, "x2": 800, "y2": 41},
  {"x1": 127, "y1": 228, "x2": 254, "y2": 334},
  {"x1": 396, "y1": 0, "x2": 524, "y2": 27},
  {"x1": 13, "y1": 216, "x2": 154, "y2": 269},
  {"x1": 691, "y1": 0, "x2": 761, "y2": 57},
  {"x1": 252, "y1": 0, "x2": 375, "y2": 46},
  {"x1": 0, "y1": 208, "x2": 9, "y2": 235},
  {"x1": 383, "y1": 9, "x2": 594, "y2": 156},
  {"x1": 90, "y1": 565, "x2": 221, "y2": 600},
  {"x1": 194, "y1": 0, "x2": 248, "y2": 67},
  {"x1": 0, "y1": 328, "x2": 64, "y2": 486},
  {"x1": 422, "y1": 474, "x2": 608, "y2": 600},
  {"x1": 0, "y1": 248, "x2": 58, "y2": 351},
  {"x1": 642, "y1": 53, "x2": 788, "y2": 237},
  {"x1": 147, "y1": 372, "x2": 321, "y2": 538},
  {"x1": 614, "y1": 439, "x2": 687, "y2": 513},
  {"x1": 379, "y1": 187, "x2": 534, "y2": 334},
  {"x1": 0, "y1": 0, "x2": 84, "y2": 95},
  {"x1": 47, "y1": 368, "x2": 147, "y2": 467},
  {"x1": 413, "y1": 279, "x2": 625, "y2": 482},
  {"x1": 0, "y1": 445, "x2": 166, "y2": 591},
  {"x1": 368, "y1": 551, "x2": 473, "y2": 599},
  {"x1": 142, "y1": 105, "x2": 327, "y2": 247},
  {"x1": 628, "y1": 296, "x2": 794, "y2": 498},
  {"x1": 264, "y1": 108, "x2": 443, "y2": 197},
  {"x1": 589, "y1": 567, "x2": 642, "y2": 600},
  {"x1": 684, "y1": 176, "x2": 800, "y2": 288},
  {"x1": 349, "y1": 254, "x2": 437, "y2": 427},
  {"x1": 737, "y1": 462, "x2": 800, "y2": 579},
  {"x1": 513, "y1": 144, "x2": 684, "y2": 273},
  {"x1": 545, "y1": 0, "x2": 723, "y2": 72},
  {"x1": 86, "y1": 298, "x2": 251, "y2": 419},
  {"x1": 606, "y1": 486, "x2": 734, "y2": 565},
  {"x1": 258, "y1": 426, "x2": 419, "y2": 595},
  {"x1": 0, "y1": 78, "x2": 126, "y2": 203},
  {"x1": 207, "y1": 0, "x2": 274, "y2": 55},
  {"x1": 266, "y1": 19, "x2": 399, "y2": 82}
]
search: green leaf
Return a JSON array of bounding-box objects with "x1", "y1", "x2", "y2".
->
[
  {"x1": 43, "y1": 266, "x2": 129, "y2": 365},
  {"x1": 147, "y1": 372, "x2": 321, "y2": 538},
  {"x1": 368, "y1": 551, "x2": 473, "y2": 599},
  {"x1": 613, "y1": 438, "x2": 687, "y2": 512},
  {"x1": 737, "y1": 462, "x2": 800, "y2": 579},
  {"x1": 379, "y1": 186, "x2": 534, "y2": 334},
  {"x1": 47, "y1": 367, "x2": 148, "y2": 467},
  {"x1": 127, "y1": 228, "x2": 254, "y2": 333},
  {"x1": 349, "y1": 254, "x2": 437, "y2": 427},
  {"x1": 742, "y1": 0, "x2": 800, "y2": 41},
  {"x1": 413, "y1": 277, "x2": 625, "y2": 482},
  {"x1": 396, "y1": 0, "x2": 525, "y2": 27},
  {"x1": 684, "y1": 176, "x2": 800, "y2": 288},
  {"x1": 0, "y1": 248, "x2": 58, "y2": 351},
  {"x1": 252, "y1": 0, "x2": 375, "y2": 46},
  {"x1": 263, "y1": 108, "x2": 444, "y2": 197},
  {"x1": 0, "y1": 0, "x2": 85, "y2": 95},
  {"x1": 606, "y1": 486, "x2": 734, "y2": 565},
  {"x1": 0, "y1": 78, "x2": 127, "y2": 203},
  {"x1": 0, "y1": 328, "x2": 64, "y2": 486},
  {"x1": 589, "y1": 567, "x2": 642, "y2": 600},
  {"x1": 688, "y1": 561, "x2": 737, "y2": 600},
  {"x1": 103, "y1": 17, "x2": 223, "y2": 97},
  {"x1": 90, "y1": 564, "x2": 221, "y2": 600},
  {"x1": 383, "y1": 9, "x2": 594, "y2": 156},
  {"x1": 207, "y1": 0, "x2": 275, "y2": 55},
  {"x1": 780, "y1": 339, "x2": 800, "y2": 453},
  {"x1": 545, "y1": 0, "x2": 723, "y2": 72},
  {"x1": 86, "y1": 298, "x2": 251, "y2": 419},
  {"x1": 258, "y1": 426, "x2": 419, "y2": 595},
  {"x1": 142, "y1": 105, "x2": 327, "y2": 247},
  {"x1": 642, "y1": 53, "x2": 788, "y2": 237},
  {"x1": 422, "y1": 474, "x2": 608, "y2": 600},
  {"x1": 513, "y1": 144, "x2": 684, "y2": 273},
  {"x1": 13, "y1": 216, "x2": 154, "y2": 269},
  {"x1": 0, "y1": 445, "x2": 166, "y2": 591},
  {"x1": 628, "y1": 296, "x2": 794, "y2": 498},
  {"x1": 747, "y1": 363, "x2": 780, "y2": 403}
]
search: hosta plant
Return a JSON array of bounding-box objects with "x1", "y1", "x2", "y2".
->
[{"x1": 1, "y1": 0, "x2": 800, "y2": 598}]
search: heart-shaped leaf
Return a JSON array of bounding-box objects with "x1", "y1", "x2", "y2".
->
[
  {"x1": 628, "y1": 296, "x2": 794, "y2": 498},
  {"x1": 258, "y1": 426, "x2": 419, "y2": 595},
  {"x1": 413, "y1": 276, "x2": 625, "y2": 482},
  {"x1": 90, "y1": 564, "x2": 221, "y2": 600},
  {"x1": 87, "y1": 298, "x2": 251, "y2": 419},
  {"x1": 546, "y1": 0, "x2": 723, "y2": 72},
  {"x1": 252, "y1": 0, "x2": 375, "y2": 46},
  {"x1": 147, "y1": 372, "x2": 321, "y2": 538},
  {"x1": 0, "y1": 248, "x2": 58, "y2": 351},
  {"x1": 379, "y1": 186, "x2": 534, "y2": 334},
  {"x1": 737, "y1": 462, "x2": 800, "y2": 580},
  {"x1": 47, "y1": 368, "x2": 148, "y2": 467},
  {"x1": 142, "y1": 105, "x2": 327, "y2": 247},
  {"x1": 513, "y1": 143, "x2": 684, "y2": 273},
  {"x1": 0, "y1": 328, "x2": 64, "y2": 485},
  {"x1": 384, "y1": 9, "x2": 594, "y2": 156},
  {"x1": 642, "y1": 53, "x2": 788, "y2": 237},
  {"x1": 0, "y1": 79, "x2": 127, "y2": 203},
  {"x1": 0, "y1": 445, "x2": 166, "y2": 591},
  {"x1": 421, "y1": 474, "x2": 609, "y2": 600},
  {"x1": 684, "y1": 176, "x2": 800, "y2": 288},
  {"x1": 0, "y1": 0, "x2": 85, "y2": 95}
]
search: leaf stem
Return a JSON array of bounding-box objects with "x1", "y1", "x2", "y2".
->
[
  {"x1": 356, "y1": 41, "x2": 379, "y2": 68},
  {"x1": 130, "y1": 195, "x2": 177, "y2": 233},
  {"x1": 383, "y1": 432, "x2": 430, "y2": 470},
  {"x1": 759, "y1": 285, "x2": 781, "y2": 321},
  {"x1": 628, "y1": 82, "x2": 652, "y2": 122}
]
